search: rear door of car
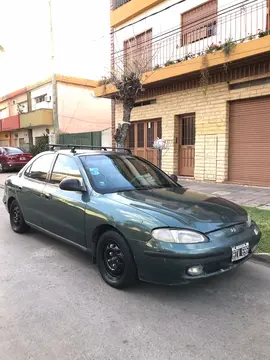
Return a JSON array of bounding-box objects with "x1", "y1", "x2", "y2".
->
[
  {"x1": 17, "y1": 153, "x2": 56, "y2": 227},
  {"x1": 41, "y1": 154, "x2": 87, "y2": 246}
]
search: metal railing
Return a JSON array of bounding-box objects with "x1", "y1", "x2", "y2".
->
[
  {"x1": 113, "y1": 0, "x2": 131, "y2": 10},
  {"x1": 114, "y1": 0, "x2": 269, "y2": 72}
]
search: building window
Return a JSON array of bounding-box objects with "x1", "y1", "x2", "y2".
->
[
  {"x1": 181, "y1": 115, "x2": 195, "y2": 146},
  {"x1": 113, "y1": 0, "x2": 130, "y2": 10},
  {"x1": 147, "y1": 121, "x2": 155, "y2": 148},
  {"x1": 35, "y1": 94, "x2": 46, "y2": 104},
  {"x1": 124, "y1": 29, "x2": 152, "y2": 73},
  {"x1": 137, "y1": 123, "x2": 144, "y2": 148},
  {"x1": 182, "y1": 0, "x2": 217, "y2": 45},
  {"x1": 128, "y1": 124, "x2": 135, "y2": 148}
]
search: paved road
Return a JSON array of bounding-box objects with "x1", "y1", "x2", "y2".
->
[{"x1": 1, "y1": 189, "x2": 270, "y2": 360}]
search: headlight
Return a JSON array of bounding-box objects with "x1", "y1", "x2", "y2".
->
[
  {"x1": 151, "y1": 228, "x2": 208, "y2": 244},
  {"x1": 246, "y1": 214, "x2": 252, "y2": 228}
]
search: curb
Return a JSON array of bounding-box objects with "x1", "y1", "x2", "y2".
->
[{"x1": 251, "y1": 253, "x2": 270, "y2": 265}]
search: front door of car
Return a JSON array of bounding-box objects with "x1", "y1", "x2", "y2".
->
[
  {"x1": 41, "y1": 154, "x2": 87, "y2": 246},
  {"x1": 17, "y1": 153, "x2": 56, "y2": 227}
]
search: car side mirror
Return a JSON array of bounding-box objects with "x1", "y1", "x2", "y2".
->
[
  {"x1": 59, "y1": 178, "x2": 82, "y2": 192},
  {"x1": 170, "y1": 174, "x2": 178, "y2": 182}
]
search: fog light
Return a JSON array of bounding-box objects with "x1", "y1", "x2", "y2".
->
[{"x1": 187, "y1": 265, "x2": 204, "y2": 276}]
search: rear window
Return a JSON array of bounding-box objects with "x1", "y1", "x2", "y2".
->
[{"x1": 4, "y1": 148, "x2": 23, "y2": 155}]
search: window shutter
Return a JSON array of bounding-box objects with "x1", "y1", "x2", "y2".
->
[
  {"x1": 182, "y1": 0, "x2": 217, "y2": 45},
  {"x1": 124, "y1": 29, "x2": 152, "y2": 73}
]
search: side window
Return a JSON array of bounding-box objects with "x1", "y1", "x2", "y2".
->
[
  {"x1": 26, "y1": 154, "x2": 55, "y2": 182},
  {"x1": 50, "y1": 155, "x2": 83, "y2": 185}
]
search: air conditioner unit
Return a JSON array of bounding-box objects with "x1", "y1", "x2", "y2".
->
[{"x1": 45, "y1": 95, "x2": 51, "y2": 102}]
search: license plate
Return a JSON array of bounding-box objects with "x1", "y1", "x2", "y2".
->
[
  {"x1": 231, "y1": 242, "x2": 249, "y2": 262},
  {"x1": 20, "y1": 157, "x2": 26, "y2": 161}
]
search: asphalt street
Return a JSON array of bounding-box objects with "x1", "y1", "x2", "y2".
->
[{"x1": 0, "y1": 188, "x2": 270, "y2": 360}]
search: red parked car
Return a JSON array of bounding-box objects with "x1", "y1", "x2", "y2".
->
[{"x1": 0, "y1": 147, "x2": 32, "y2": 172}]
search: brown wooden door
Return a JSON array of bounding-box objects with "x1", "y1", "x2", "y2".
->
[
  {"x1": 229, "y1": 97, "x2": 270, "y2": 186},
  {"x1": 179, "y1": 114, "x2": 195, "y2": 176},
  {"x1": 127, "y1": 119, "x2": 161, "y2": 166}
]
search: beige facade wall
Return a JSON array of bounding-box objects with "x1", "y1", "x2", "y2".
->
[
  {"x1": 57, "y1": 82, "x2": 111, "y2": 134},
  {"x1": 115, "y1": 76, "x2": 270, "y2": 182}
]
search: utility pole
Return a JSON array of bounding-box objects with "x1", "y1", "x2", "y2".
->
[{"x1": 48, "y1": 0, "x2": 59, "y2": 143}]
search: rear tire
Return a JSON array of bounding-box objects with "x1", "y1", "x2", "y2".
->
[
  {"x1": 97, "y1": 230, "x2": 137, "y2": 289},
  {"x1": 10, "y1": 200, "x2": 29, "y2": 234}
]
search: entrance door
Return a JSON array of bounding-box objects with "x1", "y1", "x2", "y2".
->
[
  {"x1": 179, "y1": 114, "x2": 195, "y2": 176},
  {"x1": 127, "y1": 120, "x2": 161, "y2": 166}
]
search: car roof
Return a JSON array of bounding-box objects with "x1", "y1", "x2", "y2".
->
[{"x1": 47, "y1": 149, "x2": 130, "y2": 157}]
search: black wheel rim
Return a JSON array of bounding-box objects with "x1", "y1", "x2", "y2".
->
[
  {"x1": 12, "y1": 205, "x2": 21, "y2": 226},
  {"x1": 103, "y1": 241, "x2": 125, "y2": 279}
]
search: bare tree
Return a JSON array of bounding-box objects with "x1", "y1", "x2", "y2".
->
[{"x1": 101, "y1": 31, "x2": 155, "y2": 148}]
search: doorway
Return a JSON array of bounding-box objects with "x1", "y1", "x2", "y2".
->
[{"x1": 178, "y1": 114, "x2": 195, "y2": 176}]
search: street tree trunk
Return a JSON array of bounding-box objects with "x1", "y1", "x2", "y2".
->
[{"x1": 117, "y1": 105, "x2": 132, "y2": 148}]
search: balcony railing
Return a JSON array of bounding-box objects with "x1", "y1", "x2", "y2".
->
[
  {"x1": 113, "y1": 0, "x2": 131, "y2": 10},
  {"x1": 114, "y1": 0, "x2": 269, "y2": 73}
]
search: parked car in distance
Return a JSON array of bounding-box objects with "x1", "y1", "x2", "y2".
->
[
  {"x1": 0, "y1": 147, "x2": 32, "y2": 172},
  {"x1": 3, "y1": 145, "x2": 261, "y2": 289}
]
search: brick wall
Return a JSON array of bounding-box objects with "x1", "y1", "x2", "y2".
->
[{"x1": 115, "y1": 74, "x2": 270, "y2": 182}]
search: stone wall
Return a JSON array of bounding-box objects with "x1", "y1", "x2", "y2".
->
[{"x1": 115, "y1": 74, "x2": 270, "y2": 182}]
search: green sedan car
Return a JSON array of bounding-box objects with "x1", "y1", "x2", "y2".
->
[{"x1": 3, "y1": 145, "x2": 261, "y2": 288}]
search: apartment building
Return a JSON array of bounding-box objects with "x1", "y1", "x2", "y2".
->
[
  {"x1": 0, "y1": 75, "x2": 111, "y2": 149},
  {"x1": 96, "y1": 0, "x2": 270, "y2": 186}
]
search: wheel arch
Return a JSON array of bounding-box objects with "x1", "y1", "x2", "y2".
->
[
  {"x1": 7, "y1": 196, "x2": 16, "y2": 213},
  {"x1": 91, "y1": 224, "x2": 132, "y2": 264}
]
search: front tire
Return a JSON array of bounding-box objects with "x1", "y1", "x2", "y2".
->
[
  {"x1": 10, "y1": 200, "x2": 29, "y2": 234},
  {"x1": 97, "y1": 230, "x2": 137, "y2": 289},
  {"x1": 0, "y1": 163, "x2": 4, "y2": 173}
]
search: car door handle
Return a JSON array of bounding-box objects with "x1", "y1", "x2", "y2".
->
[{"x1": 44, "y1": 193, "x2": 52, "y2": 200}]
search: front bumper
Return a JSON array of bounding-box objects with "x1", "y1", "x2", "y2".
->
[{"x1": 129, "y1": 223, "x2": 261, "y2": 285}]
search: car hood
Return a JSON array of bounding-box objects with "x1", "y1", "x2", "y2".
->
[{"x1": 106, "y1": 187, "x2": 248, "y2": 233}]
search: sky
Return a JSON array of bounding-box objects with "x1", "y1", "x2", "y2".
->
[{"x1": 0, "y1": 0, "x2": 110, "y2": 96}]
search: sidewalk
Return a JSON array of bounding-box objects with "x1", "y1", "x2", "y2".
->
[{"x1": 179, "y1": 179, "x2": 270, "y2": 209}]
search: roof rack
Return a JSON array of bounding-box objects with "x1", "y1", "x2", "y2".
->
[{"x1": 48, "y1": 144, "x2": 132, "y2": 154}]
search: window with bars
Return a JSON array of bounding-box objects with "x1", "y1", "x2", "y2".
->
[
  {"x1": 113, "y1": 0, "x2": 130, "y2": 10},
  {"x1": 147, "y1": 121, "x2": 155, "y2": 147},
  {"x1": 157, "y1": 120, "x2": 162, "y2": 139},
  {"x1": 124, "y1": 29, "x2": 152, "y2": 73},
  {"x1": 137, "y1": 122, "x2": 144, "y2": 148},
  {"x1": 128, "y1": 123, "x2": 135, "y2": 148},
  {"x1": 181, "y1": 115, "x2": 195, "y2": 146},
  {"x1": 181, "y1": 0, "x2": 217, "y2": 46}
]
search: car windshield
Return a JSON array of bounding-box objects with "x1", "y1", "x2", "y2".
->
[
  {"x1": 80, "y1": 154, "x2": 177, "y2": 194},
  {"x1": 4, "y1": 148, "x2": 23, "y2": 155}
]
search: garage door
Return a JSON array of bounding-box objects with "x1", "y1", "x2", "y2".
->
[{"x1": 229, "y1": 96, "x2": 270, "y2": 186}]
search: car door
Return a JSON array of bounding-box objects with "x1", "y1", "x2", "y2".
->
[
  {"x1": 17, "y1": 153, "x2": 56, "y2": 227},
  {"x1": 41, "y1": 154, "x2": 87, "y2": 246}
]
